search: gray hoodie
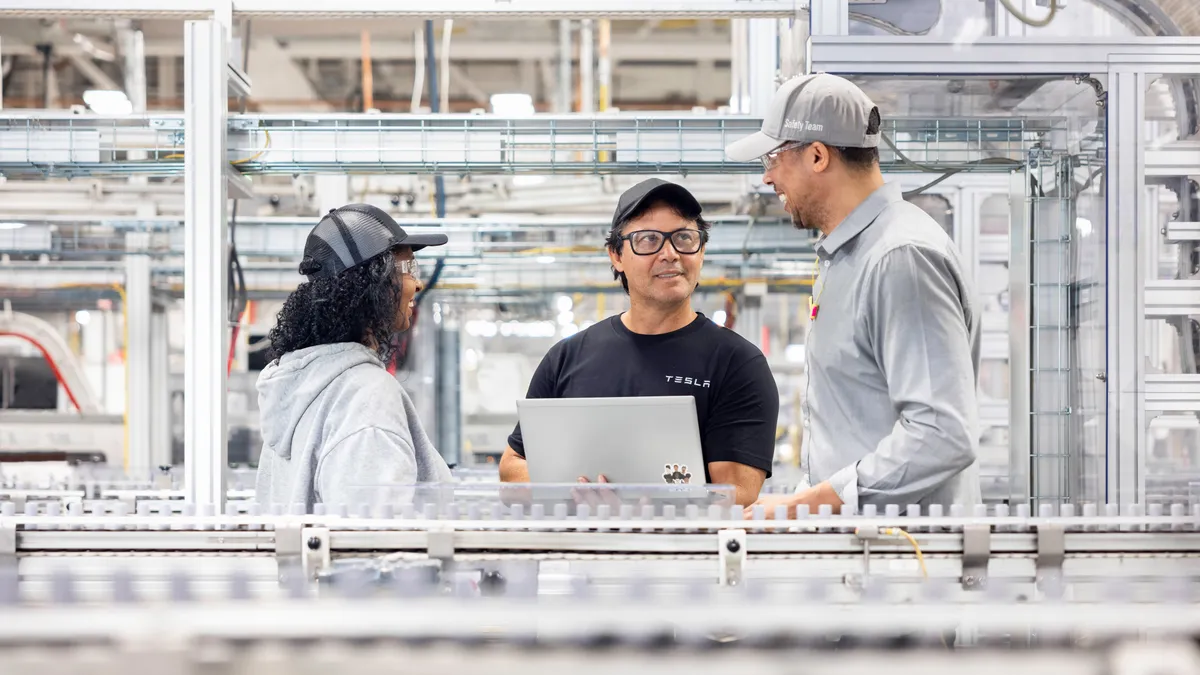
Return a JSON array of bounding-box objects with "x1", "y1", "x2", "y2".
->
[{"x1": 254, "y1": 342, "x2": 453, "y2": 510}]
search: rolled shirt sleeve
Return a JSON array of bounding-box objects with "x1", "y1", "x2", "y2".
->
[{"x1": 833, "y1": 244, "x2": 978, "y2": 508}]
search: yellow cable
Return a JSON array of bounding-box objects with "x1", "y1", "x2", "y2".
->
[
  {"x1": 161, "y1": 128, "x2": 271, "y2": 164},
  {"x1": 875, "y1": 526, "x2": 949, "y2": 648},
  {"x1": 880, "y1": 527, "x2": 928, "y2": 578}
]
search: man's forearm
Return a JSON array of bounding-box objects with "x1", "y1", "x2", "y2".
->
[
  {"x1": 498, "y1": 447, "x2": 530, "y2": 482},
  {"x1": 708, "y1": 461, "x2": 767, "y2": 506}
]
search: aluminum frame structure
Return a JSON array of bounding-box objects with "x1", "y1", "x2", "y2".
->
[
  {"x1": 0, "y1": 0, "x2": 805, "y2": 18},
  {"x1": 0, "y1": 113, "x2": 1043, "y2": 177},
  {"x1": 807, "y1": 25, "x2": 1200, "y2": 507},
  {"x1": 5, "y1": 0, "x2": 1198, "y2": 510},
  {"x1": 4, "y1": 503, "x2": 1200, "y2": 620}
]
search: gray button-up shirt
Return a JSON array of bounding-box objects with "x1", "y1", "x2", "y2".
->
[{"x1": 803, "y1": 182, "x2": 982, "y2": 509}]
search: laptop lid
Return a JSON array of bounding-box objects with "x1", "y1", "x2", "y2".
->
[{"x1": 517, "y1": 396, "x2": 706, "y2": 485}]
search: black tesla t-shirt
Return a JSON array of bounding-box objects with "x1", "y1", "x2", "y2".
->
[{"x1": 507, "y1": 313, "x2": 779, "y2": 480}]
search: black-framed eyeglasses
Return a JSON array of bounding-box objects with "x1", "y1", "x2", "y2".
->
[{"x1": 619, "y1": 229, "x2": 707, "y2": 256}]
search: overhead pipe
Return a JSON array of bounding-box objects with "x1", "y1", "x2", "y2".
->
[
  {"x1": 597, "y1": 19, "x2": 611, "y2": 112},
  {"x1": 439, "y1": 19, "x2": 452, "y2": 113},
  {"x1": 410, "y1": 27, "x2": 425, "y2": 112},
  {"x1": 0, "y1": 312, "x2": 101, "y2": 415},
  {"x1": 557, "y1": 20, "x2": 572, "y2": 112},
  {"x1": 415, "y1": 19, "x2": 446, "y2": 308},
  {"x1": 118, "y1": 21, "x2": 147, "y2": 113},
  {"x1": 361, "y1": 29, "x2": 373, "y2": 111},
  {"x1": 36, "y1": 43, "x2": 52, "y2": 108},
  {"x1": 579, "y1": 19, "x2": 594, "y2": 113}
]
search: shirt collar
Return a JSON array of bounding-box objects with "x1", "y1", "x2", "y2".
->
[{"x1": 814, "y1": 182, "x2": 903, "y2": 257}]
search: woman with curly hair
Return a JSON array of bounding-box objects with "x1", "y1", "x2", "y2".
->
[{"x1": 255, "y1": 204, "x2": 453, "y2": 509}]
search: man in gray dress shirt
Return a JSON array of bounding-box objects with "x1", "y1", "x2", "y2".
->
[{"x1": 725, "y1": 74, "x2": 982, "y2": 516}]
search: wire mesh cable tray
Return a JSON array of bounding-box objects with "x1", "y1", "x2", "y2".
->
[{"x1": 0, "y1": 113, "x2": 1063, "y2": 177}]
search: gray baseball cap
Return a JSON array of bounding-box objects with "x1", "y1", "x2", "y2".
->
[{"x1": 725, "y1": 73, "x2": 881, "y2": 163}]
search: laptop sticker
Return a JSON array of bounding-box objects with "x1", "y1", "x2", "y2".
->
[{"x1": 662, "y1": 464, "x2": 692, "y2": 485}]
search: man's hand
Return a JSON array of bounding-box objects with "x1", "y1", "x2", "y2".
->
[
  {"x1": 743, "y1": 481, "x2": 844, "y2": 519},
  {"x1": 572, "y1": 474, "x2": 622, "y2": 510}
]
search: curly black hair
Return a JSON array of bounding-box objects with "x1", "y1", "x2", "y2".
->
[
  {"x1": 267, "y1": 251, "x2": 404, "y2": 363},
  {"x1": 605, "y1": 197, "x2": 710, "y2": 294}
]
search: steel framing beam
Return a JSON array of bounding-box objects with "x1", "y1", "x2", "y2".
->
[
  {"x1": 124, "y1": 232, "x2": 154, "y2": 477},
  {"x1": 809, "y1": 37, "x2": 1200, "y2": 76},
  {"x1": 808, "y1": 0, "x2": 848, "y2": 37},
  {"x1": 1008, "y1": 171, "x2": 1031, "y2": 506},
  {"x1": 0, "y1": 0, "x2": 803, "y2": 18},
  {"x1": 182, "y1": 20, "x2": 230, "y2": 511},
  {"x1": 1144, "y1": 375, "x2": 1200, "y2": 414},
  {"x1": 1163, "y1": 222, "x2": 1200, "y2": 243},
  {"x1": 1107, "y1": 69, "x2": 1146, "y2": 508},
  {"x1": 1144, "y1": 280, "x2": 1200, "y2": 318},
  {"x1": 1145, "y1": 141, "x2": 1200, "y2": 178}
]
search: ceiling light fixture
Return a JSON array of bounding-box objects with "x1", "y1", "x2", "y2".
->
[{"x1": 82, "y1": 90, "x2": 133, "y2": 115}]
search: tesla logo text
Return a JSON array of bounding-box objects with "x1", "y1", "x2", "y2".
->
[{"x1": 666, "y1": 375, "x2": 711, "y2": 388}]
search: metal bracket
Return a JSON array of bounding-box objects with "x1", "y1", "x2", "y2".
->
[
  {"x1": 1163, "y1": 221, "x2": 1200, "y2": 243},
  {"x1": 226, "y1": 61, "x2": 252, "y2": 98},
  {"x1": 961, "y1": 524, "x2": 991, "y2": 590},
  {"x1": 301, "y1": 527, "x2": 330, "y2": 580},
  {"x1": 274, "y1": 521, "x2": 306, "y2": 590},
  {"x1": 426, "y1": 523, "x2": 456, "y2": 561},
  {"x1": 1036, "y1": 522, "x2": 1065, "y2": 587},
  {"x1": 0, "y1": 519, "x2": 15, "y2": 559},
  {"x1": 718, "y1": 528, "x2": 746, "y2": 587}
]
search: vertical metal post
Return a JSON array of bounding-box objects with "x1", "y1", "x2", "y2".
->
[
  {"x1": 435, "y1": 318, "x2": 461, "y2": 467},
  {"x1": 730, "y1": 18, "x2": 746, "y2": 112},
  {"x1": 183, "y1": 20, "x2": 230, "y2": 510},
  {"x1": 150, "y1": 307, "x2": 172, "y2": 470},
  {"x1": 809, "y1": 0, "x2": 849, "y2": 37},
  {"x1": 124, "y1": 232, "x2": 153, "y2": 477},
  {"x1": 1008, "y1": 170, "x2": 1032, "y2": 506},
  {"x1": 1106, "y1": 69, "x2": 1146, "y2": 507},
  {"x1": 597, "y1": 19, "x2": 611, "y2": 112},
  {"x1": 557, "y1": 20, "x2": 572, "y2": 113},
  {"x1": 120, "y1": 23, "x2": 147, "y2": 113},
  {"x1": 746, "y1": 19, "x2": 778, "y2": 115},
  {"x1": 579, "y1": 19, "x2": 594, "y2": 114}
]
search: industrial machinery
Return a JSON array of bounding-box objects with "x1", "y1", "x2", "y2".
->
[
  {"x1": 2, "y1": 0, "x2": 1200, "y2": 670},
  {"x1": 3, "y1": 486, "x2": 1200, "y2": 674}
]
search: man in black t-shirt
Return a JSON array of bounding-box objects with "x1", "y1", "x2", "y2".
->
[{"x1": 498, "y1": 179, "x2": 780, "y2": 505}]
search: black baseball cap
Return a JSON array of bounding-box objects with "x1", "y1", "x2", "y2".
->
[
  {"x1": 611, "y1": 178, "x2": 703, "y2": 229},
  {"x1": 300, "y1": 203, "x2": 448, "y2": 280}
]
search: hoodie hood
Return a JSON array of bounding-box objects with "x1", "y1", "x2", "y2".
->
[{"x1": 256, "y1": 342, "x2": 381, "y2": 460}]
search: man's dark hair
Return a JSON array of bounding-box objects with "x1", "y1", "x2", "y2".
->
[
  {"x1": 827, "y1": 106, "x2": 882, "y2": 172},
  {"x1": 267, "y1": 250, "x2": 403, "y2": 363},
  {"x1": 604, "y1": 198, "x2": 711, "y2": 294}
]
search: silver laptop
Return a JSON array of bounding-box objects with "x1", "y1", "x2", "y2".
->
[{"x1": 517, "y1": 396, "x2": 707, "y2": 486}]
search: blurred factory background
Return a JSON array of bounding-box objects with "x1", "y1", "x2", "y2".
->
[{"x1": 0, "y1": 0, "x2": 1197, "y2": 510}]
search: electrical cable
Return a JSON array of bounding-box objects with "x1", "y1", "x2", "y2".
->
[
  {"x1": 879, "y1": 131, "x2": 1023, "y2": 199},
  {"x1": 859, "y1": 526, "x2": 948, "y2": 648},
  {"x1": 414, "y1": 18, "x2": 446, "y2": 310},
  {"x1": 996, "y1": 0, "x2": 1059, "y2": 28},
  {"x1": 0, "y1": 332, "x2": 86, "y2": 413}
]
